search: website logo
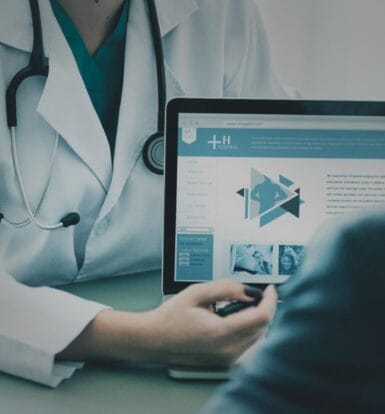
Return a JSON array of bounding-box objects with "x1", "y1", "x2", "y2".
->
[
  {"x1": 181, "y1": 128, "x2": 197, "y2": 144},
  {"x1": 208, "y1": 135, "x2": 232, "y2": 150},
  {"x1": 237, "y1": 169, "x2": 304, "y2": 227}
]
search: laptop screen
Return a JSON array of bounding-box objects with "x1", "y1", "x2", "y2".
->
[{"x1": 173, "y1": 112, "x2": 385, "y2": 284}]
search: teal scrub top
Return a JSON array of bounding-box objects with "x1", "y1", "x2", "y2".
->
[{"x1": 50, "y1": 0, "x2": 130, "y2": 155}]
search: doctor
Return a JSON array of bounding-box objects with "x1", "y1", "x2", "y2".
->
[{"x1": 0, "y1": 0, "x2": 282, "y2": 386}]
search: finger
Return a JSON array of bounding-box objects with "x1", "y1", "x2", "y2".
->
[
  {"x1": 223, "y1": 285, "x2": 278, "y2": 333},
  {"x1": 257, "y1": 285, "x2": 278, "y2": 320},
  {"x1": 180, "y1": 279, "x2": 258, "y2": 306}
]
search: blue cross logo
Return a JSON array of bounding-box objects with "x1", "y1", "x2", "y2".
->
[
  {"x1": 208, "y1": 135, "x2": 222, "y2": 150},
  {"x1": 208, "y1": 135, "x2": 231, "y2": 150}
]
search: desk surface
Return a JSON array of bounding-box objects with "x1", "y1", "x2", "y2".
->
[{"x1": 0, "y1": 271, "x2": 219, "y2": 414}]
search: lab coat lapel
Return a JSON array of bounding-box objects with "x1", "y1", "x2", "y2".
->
[
  {"x1": 0, "y1": 0, "x2": 112, "y2": 192},
  {"x1": 155, "y1": 0, "x2": 199, "y2": 36},
  {"x1": 38, "y1": 1, "x2": 112, "y2": 192},
  {"x1": 99, "y1": 0, "x2": 155, "y2": 217},
  {"x1": 99, "y1": 0, "x2": 199, "y2": 217}
]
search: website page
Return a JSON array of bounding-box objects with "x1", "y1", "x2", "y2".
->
[{"x1": 175, "y1": 114, "x2": 385, "y2": 283}]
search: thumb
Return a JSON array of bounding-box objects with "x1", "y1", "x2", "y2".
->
[{"x1": 181, "y1": 279, "x2": 260, "y2": 306}]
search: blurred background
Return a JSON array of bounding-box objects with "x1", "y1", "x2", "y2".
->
[{"x1": 255, "y1": 0, "x2": 385, "y2": 100}]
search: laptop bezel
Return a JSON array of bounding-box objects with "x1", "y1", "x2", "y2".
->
[{"x1": 163, "y1": 98, "x2": 385, "y2": 295}]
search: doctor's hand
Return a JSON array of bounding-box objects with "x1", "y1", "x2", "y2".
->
[
  {"x1": 57, "y1": 280, "x2": 277, "y2": 368},
  {"x1": 146, "y1": 280, "x2": 277, "y2": 367}
]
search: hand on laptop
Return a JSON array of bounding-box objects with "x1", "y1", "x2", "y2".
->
[
  {"x1": 57, "y1": 280, "x2": 276, "y2": 368},
  {"x1": 148, "y1": 280, "x2": 277, "y2": 367}
]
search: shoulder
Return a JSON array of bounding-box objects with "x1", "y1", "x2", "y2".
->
[
  {"x1": 338, "y1": 207, "x2": 385, "y2": 239},
  {"x1": 333, "y1": 208, "x2": 385, "y2": 280},
  {"x1": 159, "y1": 0, "x2": 267, "y2": 39},
  {"x1": 196, "y1": 0, "x2": 261, "y2": 16},
  {"x1": 201, "y1": 208, "x2": 385, "y2": 413},
  {"x1": 280, "y1": 208, "x2": 385, "y2": 303},
  {"x1": 160, "y1": 0, "x2": 281, "y2": 97},
  {"x1": 308, "y1": 208, "x2": 385, "y2": 266},
  {"x1": 193, "y1": 0, "x2": 266, "y2": 36}
]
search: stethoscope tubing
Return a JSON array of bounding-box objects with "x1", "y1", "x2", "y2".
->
[
  {"x1": 146, "y1": 0, "x2": 166, "y2": 133},
  {"x1": 10, "y1": 127, "x2": 62, "y2": 230},
  {"x1": 6, "y1": 0, "x2": 48, "y2": 128},
  {"x1": 2, "y1": 0, "x2": 166, "y2": 230}
]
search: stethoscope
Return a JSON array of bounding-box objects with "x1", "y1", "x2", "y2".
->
[{"x1": 1, "y1": 0, "x2": 166, "y2": 230}]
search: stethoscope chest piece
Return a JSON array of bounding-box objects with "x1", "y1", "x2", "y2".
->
[{"x1": 143, "y1": 132, "x2": 164, "y2": 175}]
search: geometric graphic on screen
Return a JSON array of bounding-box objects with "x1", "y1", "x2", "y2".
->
[{"x1": 237, "y1": 169, "x2": 304, "y2": 227}]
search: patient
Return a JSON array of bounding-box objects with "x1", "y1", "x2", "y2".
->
[{"x1": 200, "y1": 209, "x2": 385, "y2": 414}]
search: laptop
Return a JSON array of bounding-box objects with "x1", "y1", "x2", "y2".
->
[{"x1": 162, "y1": 98, "x2": 385, "y2": 378}]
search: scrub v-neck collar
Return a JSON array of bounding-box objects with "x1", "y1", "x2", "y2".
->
[{"x1": 50, "y1": 0, "x2": 130, "y2": 155}]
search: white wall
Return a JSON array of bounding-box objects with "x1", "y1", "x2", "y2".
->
[{"x1": 256, "y1": 0, "x2": 385, "y2": 100}]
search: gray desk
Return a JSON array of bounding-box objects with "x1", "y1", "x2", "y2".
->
[{"x1": 0, "y1": 271, "x2": 219, "y2": 414}]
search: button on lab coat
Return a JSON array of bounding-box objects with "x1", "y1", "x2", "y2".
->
[{"x1": 0, "y1": 0, "x2": 285, "y2": 386}]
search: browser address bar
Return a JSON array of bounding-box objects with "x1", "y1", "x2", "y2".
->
[
  {"x1": 223, "y1": 119, "x2": 385, "y2": 130},
  {"x1": 223, "y1": 120, "x2": 264, "y2": 128}
]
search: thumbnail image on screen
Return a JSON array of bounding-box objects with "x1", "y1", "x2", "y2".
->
[
  {"x1": 230, "y1": 244, "x2": 273, "y2": 276},
  {"x1": 278, "y1": 245, "x2": 305, "y2": 275}
]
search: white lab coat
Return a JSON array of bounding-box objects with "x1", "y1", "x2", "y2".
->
[{"x1": 0, "y1": 0, "x2": 285, "y2": 386}]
